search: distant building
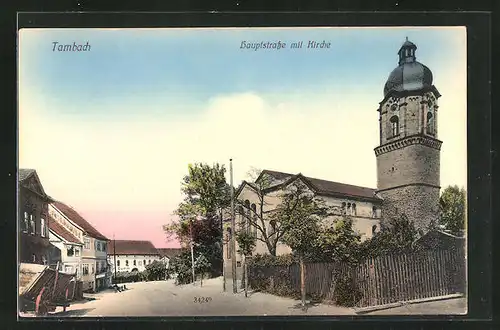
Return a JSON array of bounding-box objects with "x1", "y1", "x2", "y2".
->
[
  {"x1": 18, "y1": 169, "x2": 51, "y2": 265},
  {"x1": 157, "y1": 248, "x2": 183, "y2": 269},
  {"x1": 107, "y1": 240, "x2": 161, "y2": 274},
  {"x1": 48, "y1": 201, "x2": 111, "y2": 292}
]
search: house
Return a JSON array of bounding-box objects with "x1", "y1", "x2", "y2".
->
[
  {"x1": 223, "y1": 169, "x2": 383, "y2": 274},
  {"x1": 157, "y1": 248, "x2": 183, "y2": 269},
  {"x1": 48, "y1": 201, "x2": 111, "y2": 292},
  {"x1": 107, "y1": 240, "x2": 161, "y2": 275},
  {"x1": 18, "y1": 169, "x2": 51, "y2": 265},
  {"x1": 47, "y1": 215, "x2": 84, "y2": 279}
]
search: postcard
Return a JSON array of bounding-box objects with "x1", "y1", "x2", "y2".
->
[{"x1": 17, "y1": 25, "x2": 467, "y2": 317}]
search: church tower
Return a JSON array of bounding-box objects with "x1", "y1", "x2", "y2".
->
[{"x1": 375, "y1": 38, "x2": 443, "y2": 233}]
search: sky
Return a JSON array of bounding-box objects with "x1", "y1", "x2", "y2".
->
[{"x1": 18, "y1": 27, "x2": 467, "y2": 248}]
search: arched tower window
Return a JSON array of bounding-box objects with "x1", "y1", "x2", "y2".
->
[
  {"x1": 426, "y1": 111, "x2": 434, "y2": 135},
  {"x1": 390, "y1": 115, "x2": 399, "y2": 137}
]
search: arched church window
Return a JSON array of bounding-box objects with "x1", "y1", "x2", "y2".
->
[
  {"x1": 426, "y1": 112, "x2": 434, "y2": 135},
  {"x1": 251, "y1": 204, "x2": 257, "y2": 237},
  {"x1": 352, "y1": 203, "x2": 357, "y2": 216},
  {"x1": 341, "y1": 202, "x2": 346, "y2": 215},
  {"x1": 245, "y1": 200, "x2": 251, "y2": 234},
  {"x1": 372, "y1": 206, "x2": 377, "y2": 218},
  {"x1": 390, "y1": 116, "x2": 399, "y2": 136}
]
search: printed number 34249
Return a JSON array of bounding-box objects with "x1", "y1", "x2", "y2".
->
[{"x1": 194, "y1": 297, "x2": 212, "y2": 303}]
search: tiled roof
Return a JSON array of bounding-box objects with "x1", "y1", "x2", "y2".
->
[
  {"x1": 261, "y1": 169, "x2": 381, "y2": 201},
  {"x1": 108, "y1": 240, "x2": 160, "y2": 256},
  {"x1": 157, "y1": 248, "x2": 183, "y2": 258},
  {"x1": 51, "y1": 201, "x2": 109, "y2": 241},
  {"x1": 19, "y1": 169, "x2": 36, "y2": 182},
  {"x1": 48, "y1": 215, "x2": 82, "y2": 244}
]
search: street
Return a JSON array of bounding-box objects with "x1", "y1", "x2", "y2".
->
[{"x1": 47, "y1": 278, "x2": 356, "y2": 317}]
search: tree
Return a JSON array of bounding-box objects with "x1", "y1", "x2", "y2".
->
[
  {"x1": 273, "y1": 179, "x2": 331, "y2": 308},
  {"x1": 439, "y1": 185, "x2": 466, "y2": 235},
  {"x1": 145, "y1": 260, "x2": 167, "y2": 281},
  {"x1": 194, "y1": 253, "x2": 211, "y2": 286},
  {"x1": 163, "y1": 163, "x2": 231, "y2": 277},
  {"x1": 235, "y1": 230, "x2": 257, "y2": 297},
  {"x1": 313, "y1": 216, "x2": 361, "y2": 264},
  {"x1": 359, "y1": 213, "x2": 418, "y2": 259}
]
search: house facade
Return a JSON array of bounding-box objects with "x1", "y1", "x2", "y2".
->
[
  {"x1": 48, "y1": 201, "x2": 111, "y2": 292},
  {"x1": 47, "y1": 215, "x2": 84, "y2": 279},
  {"x1": 18, "y1": 169, "x2": 51, "y2": 265},
  {"x1": 107, "y1": 240, "x2": 161, "y2": 275}
]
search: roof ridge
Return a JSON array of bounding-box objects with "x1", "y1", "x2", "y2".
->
[{"x1": 305, "y1": 175, "x2": 377, "y2": 190}]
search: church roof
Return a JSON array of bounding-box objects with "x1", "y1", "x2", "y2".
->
[{"x1": 254, "y1": 169, "x2": 382, "y2": 202}]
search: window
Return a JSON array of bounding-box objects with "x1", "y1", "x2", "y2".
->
[
  {"x1": 149, "y1": 260, "x2": 151, "y2": 264},
  {"x1": 372, "y1": 225, "x2": 378, "y2": 235},
  {"x1": 245, "y1": 200, "x2": 251, "y2": 234},
  {"x1": 41, "y1": 255, "x2": 47, "y2": 265},
  {"x1": 133, "y1": 260, "x2": 136, "y2": 266},
  {"x1": 96, "y1": 262, "x2": 100, "y2": 273},
  {"x1": 352, "y1": 203, "x2": 357, "y2": 216},
  {"x1": 32, "y1": 254, "x2": 36, "y2": 262},
  {"x1": 83, "y1": 264, "x2": 89, "y2": 275},
  {"x1": 426, "y1": 112, "x2": 434, "y2": 134},
  {"x1": 372, "y1": 206, "x2": 377, "y2": 218},
  {"x1": 84, "y1": 238, "x2": 90, "y2": 249},
  {"x1": 30, "y1": 214, "x2": 35, "y2": 234},
  {"x1": 91, "y1": 265, "x2": 94, "y2": 274},
  {"x1": 341, "y1": 202, "x2": 346, "y2": 215},
  {"x1": 23, "y1": 212, "x2": 28, "y2": 232},
  {"x1": 390, "y1": 115, "x2": 399, "y2": 136},
  {"x1": 143, "y1": 259, "x2": 146, "y2": 265},
  {"x1": 40, "y1": 218, "x2": 46, "y2": 237},
  {"x1": 251, "y1": 204, "x2": 257, "y2": 237},
  {"x1": 96, "y1": 241, "x2": 100, "y2": 251},
  {"x1": 102, "y1": 242, "x2": 107, "y2": 252},
  {"x1": 117, "y1": 260, "x2": 120, "y2": 267},
  {"x1": 347, "y1": 203, "x2": 351, "y2": 215},
  {"x1": 65, "y1": 265, "x2": 73, "y2": 273},
  {"x1": 67, "y1": 246, "x2": 74, "y2": 257},
  {"x1": 75, "y1": 248, "x2": 80, "y2": 257},
  {"x1": 139, "y1": 260, "x2": 142, "y2": 266},
  {"x1": 125, "y1": 260, "x2": 129, "y2": 267}
]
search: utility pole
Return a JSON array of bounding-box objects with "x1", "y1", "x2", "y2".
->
[
  {"x1": 113, "y1": 233, "x2": 117, "y2": 285},
  {"x1": 190, "y1": 221, "x2": 196, "y2": 285},
  {"x1": 230, "y1": 158, "x2": 237, "y2": 293},
  {"x1": 221, "y1": 208, "x2": 226, "y2": 292}
]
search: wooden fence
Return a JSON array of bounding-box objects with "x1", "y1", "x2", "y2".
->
[
  {"x1": 248, "y1": 247, "x2": 465, "y2": 308},
  {"x1": 351, "y1": 247, "x2": 465, "y2": 307}
]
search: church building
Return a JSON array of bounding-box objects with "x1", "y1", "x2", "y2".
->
[{"x1": 223, "y1": 39, "x2": 442, "y2": 271}]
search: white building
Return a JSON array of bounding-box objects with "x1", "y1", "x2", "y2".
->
[
  {"x1": 107, "y1": 240, "x2": 161, "y2": 274},
  {"x1": 48, "y1": 201, "x2": 111, "y2": 292}
]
